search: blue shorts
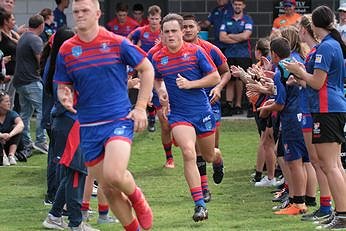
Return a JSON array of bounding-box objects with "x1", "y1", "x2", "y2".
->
[
  {"x1": 300, "y1": 113, "x2": 312, "y2": 133},
  {"x1": 169, "y1": 111, "x2": 216, "y2": 137},
  {"x1": 282, "y1": 138, "x2": 310, "y2": 162},
  {"x1": 80, "y1": 119, "x2": 134, "y2": 166},
  {"x1": 211, "y1": 102, "x2": 221, "y2": 127}
]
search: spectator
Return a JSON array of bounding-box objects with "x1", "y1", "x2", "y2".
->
[
  {"x1": 219, "y1": 0, "x2": 253, "y2": 116},
  {"x1": 272, "y1": 0, "x2": 301, "y2": 31},
  {"x1": 54, "y1": 0, "x2": 69, "y2": 29},
  {"x1": 0, "y1": 0, "x2": 27, "y2": 34},
  {"x1": 200, "y1": 0, "x2": 233, "y2": 52},
  {"x1": 13, "y1": 14, "x2": 48, "y2": 154},
  {"x1": 337, "y1": 3, "x2": 346, "y2": 42},
  {"x1": 106, "y1": 2, "x2": 139, "y2": 37},
  {"x1": 39, "y1": 8, "x2": 56, "y2": 44},
  {"x1": 0, "y1": 8, "x2": 19, "y2": 108},
  {"x1": 131, "y1": 3, "x2": 148, "y2": 26},
  {"x1": 0, "y1": 91, "x2": 24, "y2": 166}
]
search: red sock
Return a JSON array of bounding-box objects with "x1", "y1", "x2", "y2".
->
[
  {"x1": 124, "y1": 218, "x2": 140, "y2": 231},
  {"x1": 200, "y1": 175, "x2": 209, "y2": 191},
  {"x1": 98, "y1": 204, "x2": 109, "y2": 216},
  {"x1": 190, "y1": 186, "x2": 204, "y2": 203},
  {"x1": 81, "y1": 201, "x2": 90, "y2": 211},
  {"x1": 128, "y1": 187, "x2": 142, "y2": 204}
]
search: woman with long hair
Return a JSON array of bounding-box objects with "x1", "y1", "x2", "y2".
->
[{"x1": 285, "y1": 6, "x2": 346, "y2": 229}]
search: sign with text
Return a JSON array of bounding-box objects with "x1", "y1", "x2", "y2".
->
[{"x1": 273, "y1": 0, "x2": 312, "y2": 20}]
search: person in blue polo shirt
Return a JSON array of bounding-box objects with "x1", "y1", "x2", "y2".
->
[
  {"x1": 284, "y1": 5, "x2": 346, "y2": 229},
  {"x1": 54, "y1": 0, "x2": 69, "y2": 29},
  {"x1": 219, "y1": 0, "x2": 253, "y2": 116}
]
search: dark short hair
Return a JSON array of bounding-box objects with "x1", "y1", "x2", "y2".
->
[
  {"x1": 40, "y1": 8, "x2": 52, "y2": 21},
  {"x1": 116, "y1": 2, "x2": 128, "y2": 12},
  {"x1": 28, "y1": 14, "x2": 44, "y2": 28},
  {"x1": 55, "y1": 0, "x2": 62, "y2": 4},
  {"x1": 270, "y1": 37, "x2": 291, "y2": 59},
  {"x1": 182, "y1": 14, "x2": 197, "y2": 22},
  {"x1": 132, "y1": 3, "x2": 144, "y2": 12}
]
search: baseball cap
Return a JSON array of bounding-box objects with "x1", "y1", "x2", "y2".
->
[
  {"x1": 283, "y1": 0, "x2": 296, "y2": 7},
  {"x1": 338, "y1": 3, "x2": 346, "y2": 12}
]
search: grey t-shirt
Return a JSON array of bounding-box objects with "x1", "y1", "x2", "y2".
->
[{"x1": 13, "y1": 31, "x2": 43, "y2": 87}]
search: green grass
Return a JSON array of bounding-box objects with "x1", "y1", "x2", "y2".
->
[{"x1": 0, "y1": 119, "x2": 317, "y2": 230}]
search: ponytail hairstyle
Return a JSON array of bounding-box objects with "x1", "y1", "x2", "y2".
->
[
  {"x1": 299, "y1": 14, "x2": 319, "y2": 43},
  {"x1": 312, "y1": 5, "x2": 346, "y2": 58}
]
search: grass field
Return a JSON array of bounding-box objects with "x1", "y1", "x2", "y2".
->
[{"x1": 0, "y1": 119, "x2": 318, "y2": 231}]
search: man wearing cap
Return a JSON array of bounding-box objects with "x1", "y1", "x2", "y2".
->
[
  {"x1": 272, "y1": 0, "x2": 301, "y2": 31},
  {"x1": 337, "y1": 3, "x2": 346, "y2": 42}
]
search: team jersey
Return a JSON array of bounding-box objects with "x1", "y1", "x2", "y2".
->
[
  {"x1": 147, "y1": 42, "x2": 163, "y2": 60},
  {"x1": 151, "y1": 42, "x2": 217, "y2": 116},
  {"x1": 195, "y1": 38, "x2": 227, "y2": 106},
  {"x1": 309, "y1": 34, "x2": 346, "y2": 113},
  {"x1": 53, "y1": 7, "x2": 67, "y2": 29},
  {"x1": 272, "y1": 13, "x2": 301, "y2": 30},
  {"x1": 208, "y1": 2, "x2": 233, "y2": 49},
  {"x1": 128, "y1": 25, "x2": 160, "y2": 52},
  {"x1": 220, "y1": 14, "x2": 253, "y2": 58},
  {"x1": 106, "y1": 16, "x2": 139, "y2": 37},
  {"x1": 54, "y1": 27, "x2": 147, "y2": 124},
  {"x1": 299, "y1": 47, "x2": 317, "y2": 114},
  {"x1": 274, "y1": 61, "x2": 302, "y2": 140}
]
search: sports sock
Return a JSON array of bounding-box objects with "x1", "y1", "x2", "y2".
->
[
  {"x1": 320, "y1": 196, "x2": 332, "y2": 213},
  {"x1": 163, "y1": 142, "x2": 173, "y2": 160},
  {"x1": 148, "y1": 106, "x2": 156, "y2": 119},
  {"x1": 81, "y1": 201, "x2": 90, "y2": 211},
  {"x1": 128, "y1": 187, "x2": 142, "y2": 205},
  {"x1": 254, "y1": 171, "x2": 262, "y2": 182},
  {"x1": 124, "y1": 218, "x2": 140, "y2": 231},
  {"x1": 289, "y1": 197, "x2": 294, "y2": 204},
  {"x1": 305, "y1": 195, "x2": 316, "y2": 206},
  {"x1": 293, "y1": 196, "x2": 305, "y2": 204},
  {"x1": 98, "y1": 204, "x2": 109, "y2": 216},
  {"x1": 190, "y1": 186, "x2": 205, "y2": 207}
]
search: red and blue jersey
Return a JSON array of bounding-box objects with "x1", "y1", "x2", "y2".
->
[
  {"x1": 195, "y1": 38, "x2": 227, "y2": 106},
  {"x1": 220, "y1": 14, "x2": 253, "y2": 58},
  {"x1": 147, "y1": 42, "x2": 163, "y2": 60},
  {"x1": 129, "y1": 25, "x2": 160, "y2": 52},
  {"x1": 106, "y1": 16, "x2": 139, "y2": 37},
  {"x1": 300, "y1": 47, "x2": 317, "y2": 114},
  {"x1": 310, "y1": 34, "x2": 346, "y2": 113},
  {"x1": 54, "y1": 27, "x2": 147, "y2": 125},
  {"x1": 150, "y1": 42, "x2": 217, "y2": 116}
]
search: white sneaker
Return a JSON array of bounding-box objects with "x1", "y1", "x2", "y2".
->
[
  {"x1": 42, "y1": 213, "x2": 68, "y2": 230},
  {"x1": 273, "y1": 177, "x2": 285, "y2": 187},
  {"x1": 70, "y1": 222, "x2": 100, "y2": 231},
  {"x1": 9, "y1": 155, "x2": 17, "y2": 165},
  {"x1": 2, "y1": 155, "x2": 10, "y2": 166},
  {"x1": 254, "y1": 176, "x2": 276, "y2": 187}
]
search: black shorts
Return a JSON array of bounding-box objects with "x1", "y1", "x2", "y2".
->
[
  {"x1": 254, "y1": 112, "x2": 268, "y2": 136},
  {"x1": 227, "y1": 57, "x2": 252, "y2": 81},
  {"x1": 277, "y1": 133, "x2": 284, "y2": 157},
  {"x1": 311, "y1": 113, "x2": 346, "y2": 144}
]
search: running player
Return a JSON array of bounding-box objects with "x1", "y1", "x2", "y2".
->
[
  {"x1": 150, "y1": 13, "x2": 222, "y2": 222},
  {"x1": 55, "y1": 0, "x2": 154, "y2": 230}
]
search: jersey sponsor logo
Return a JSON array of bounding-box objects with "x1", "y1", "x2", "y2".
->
[
  {"x1": 226, "y1": 21, "x2": 233, "y2": 26},
  {"x1": 297, "y1": 113, "x2": 302, "y2": 122},
  {"x1": 113, "y1": 25, "x2": 118, "y2": 31},
  {"x1": 245, "y1": 23, "x2": 252, "y2": 30},
  {"x1": 315, "y1": 54, "x2": 322, "y2": 64},
  {"x1": 214, "y1": 12, "x2": 219, "y2": 16},
  {"x1": 313, "y1": 122, "x2": 321, "y2": 136},
  {"x1": 72, "y1": 46, "x2": 83, "y2": 57},
  {"x1": 240, "y1": 21, "x2": 245, "y2": 26},
  {"x1": 100, "y1": 42, "x2": 110, "y2": 52},
  {"x1": 182, "y1": 53, "x2": 189, "y2": 60},
  {"x1": 203, "y1": 114, "x2": 212, "y2": 131},
  {"x1": 220, "y1": 24, "x2": 226, "y2": 30},
  {"x1": 114, "y1": 126, "x2": 126, "y2": 135},
  {"x1": 161, "y1": 56, "x2": 168, "y2": 65},
  {"x1": 143, "y1": 32, "x2": 149, "y2": 38}
]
